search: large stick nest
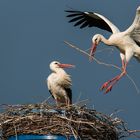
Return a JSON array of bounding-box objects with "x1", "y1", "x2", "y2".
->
[{"x1": 0, "y1": 102, "x2": 137, "y2": 140}]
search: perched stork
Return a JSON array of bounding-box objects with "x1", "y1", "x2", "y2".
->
[
  {"x1": 66, "y1": 6, "x2": 140, "y2": 93},
  {"x1": 47, "y1": 61, "x2": 74, "y2": 106}
]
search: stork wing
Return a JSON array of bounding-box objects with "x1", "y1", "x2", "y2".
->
[
  {"x1": 48, "y1": 89, "x2": 55, "y2": 99},
  {"x1": 65, "y1": 10, "x2": 120, "y2": 34},
  {"x1": 64, "y1": 88, "x2": 72, "y2": 104},
  {"x1": 46, "y1": 79, "x2": 55, "y2": 99},
  {"x1": 125, "y1": 6, "x2": 140, "y2": 47}
]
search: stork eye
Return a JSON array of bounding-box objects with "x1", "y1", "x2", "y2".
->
[
  {"x1": 54, "y1": 62, "x2": 58, "y2": 64},
  {"x1": 95, "y1": 38, "x2": 97, "y2": 41}
]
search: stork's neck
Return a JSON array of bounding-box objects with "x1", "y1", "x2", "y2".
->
[
  {"x1": 54, "y1": 68, "x2": 67, "y2": 75},
  {"x1": 54, "y1": 68, "x2": 72, "y2": 87},
  {"x1": 99, "y1": 34, "x2": 112, "y2": 46},
  {"x1": 53, "y1": 68, "x2": 69, "y2": 78}
]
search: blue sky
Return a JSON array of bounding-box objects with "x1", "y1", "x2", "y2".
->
[{"x1": 0, "y1": 1, "x2": 140, "y2": 139}]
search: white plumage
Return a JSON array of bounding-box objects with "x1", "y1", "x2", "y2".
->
[
  {"x1": 47, "y1": 61, "x2": 74, "y2": 106},
  {"x1": 66, "y1": 6, "x2": 140, "y2": 93}
]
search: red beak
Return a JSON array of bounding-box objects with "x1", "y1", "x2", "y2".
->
[
  {"x1": 89, "y1": 43, "x2": 97, "y2": 61},
  {"x1": 58, "y1": 63, "x2": 75, "y2": 68}
]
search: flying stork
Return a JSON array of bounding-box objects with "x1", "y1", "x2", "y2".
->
[
  {"x1": 66, "y1": 6, "x2": 140, "y2": 93},
  {"x1": 47, "y1": 61, "x2": 74, "y2": 106}
]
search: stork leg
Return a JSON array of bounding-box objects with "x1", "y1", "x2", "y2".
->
[
  {"x1": 101, "y1": 59, "x2": 127, "y2": 94},
  {"x1": 100, "y1": 49, "x2": 133, "y2": 93}
]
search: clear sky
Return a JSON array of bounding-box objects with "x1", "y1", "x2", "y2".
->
[{"x1": 0, "y1": 1, "x2": 140, "y2": 139}]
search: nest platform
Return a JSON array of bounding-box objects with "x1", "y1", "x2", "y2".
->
[{"x1": 0, "y1": 102, "x2": 135, "y2": 140}]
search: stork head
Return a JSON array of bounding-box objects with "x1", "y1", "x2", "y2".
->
[
  {"x1": 90, "y1": 34, "x2": 101, "y2": 61},
  {"x1": 50, "y1": 61, "x2": 75, "y2": 72}
]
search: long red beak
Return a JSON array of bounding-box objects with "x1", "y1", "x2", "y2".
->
[
  {"x1": 89, "y1": 43, "x2": 97, "y2": 61},
  {"x1": 58, "y1": 63, "x2": 75, "y2": 68}
]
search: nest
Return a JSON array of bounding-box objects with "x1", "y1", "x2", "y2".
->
[{"x1": 0, "y1": 102, "x2": 137, "y2": 140}]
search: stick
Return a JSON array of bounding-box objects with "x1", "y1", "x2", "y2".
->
[
  {"x1": 64, "y1": 41, "x2": 121, "y2": 70},
  {"x1": 64, "y1": 40, "x2": 140, "y2": 93}
]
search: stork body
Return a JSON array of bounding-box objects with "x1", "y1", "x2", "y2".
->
[
  {"x1": 47, "y1": 61, "x2": 74, "y2": 106},
  {"x1": 66, "y1": 6, "x2": 140, "y2": 93}
]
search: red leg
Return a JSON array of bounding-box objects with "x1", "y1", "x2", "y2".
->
[
  {"x1": 100, "y1": 75, "x2": 120, "y2": 90},
  {"x1": 101, "y1": 60, "x2": 127, "y2": 94},
  {"x1": 104, "y1": 69, "x2": 126, "y2": 93}
]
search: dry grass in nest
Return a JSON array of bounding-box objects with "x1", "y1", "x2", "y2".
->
[{"x1": 0, "y1": 101, "x2": 139, "y2": 140}]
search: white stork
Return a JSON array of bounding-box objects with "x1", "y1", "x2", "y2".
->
[
  {"x1": 66, "y1": 6, "x2": 140, "y2": 93},
  {"x1": 47, "y1": 61, "x2": 74, "y2": 106}
]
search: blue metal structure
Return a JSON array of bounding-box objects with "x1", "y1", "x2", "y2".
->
[{"x1": 8, "y1": 134, "x2": 77, "y2": 140}]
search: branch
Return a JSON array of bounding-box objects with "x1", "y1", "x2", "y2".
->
[
  {"x1": 64, "y1": 40, "x2": 140, "y2": 93},
  {"x1": 64, "y1": 41, "x2": 121, "y2": 70}
]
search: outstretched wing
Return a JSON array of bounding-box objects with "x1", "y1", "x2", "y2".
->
[
  {"x1": 125, "y1": 6, "x2": 140, "y2": 47},
  {"x1": 65, "y1": 10, "x2": 120, "y2": 34}
]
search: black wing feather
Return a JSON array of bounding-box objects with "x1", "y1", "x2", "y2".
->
[
  {"x1": 64, "y1": 88, "x2": 72, "y2": 104},
  {"x1": 69, "y1": 16, "x2": 84, "y2": 23},
  {"x1": 81, "y1": 21, "x2": 89, "y2": 28},
  {"x1": 135, "y1": 40, "x2": 140, "y2": 47},
  {"x1": 65, "y1": 10, "x2": 112, "y2": 32},
  {"x1": 74, "y1": 18, "x2": 87, "y2": 27},
  {"x1": 49, "y1": 90, "x2": 55, "y2": 99},
  {"x1": 66, "y1": 13, "x2": 83, "y2": 17}
]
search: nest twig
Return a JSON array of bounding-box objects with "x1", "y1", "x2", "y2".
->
[
  {"x1": 0, "y1": 102, "x2": 139, "y2": 140},
  {"x1": 64, "y1": 40, "x2": 140, "y2": 94}
]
